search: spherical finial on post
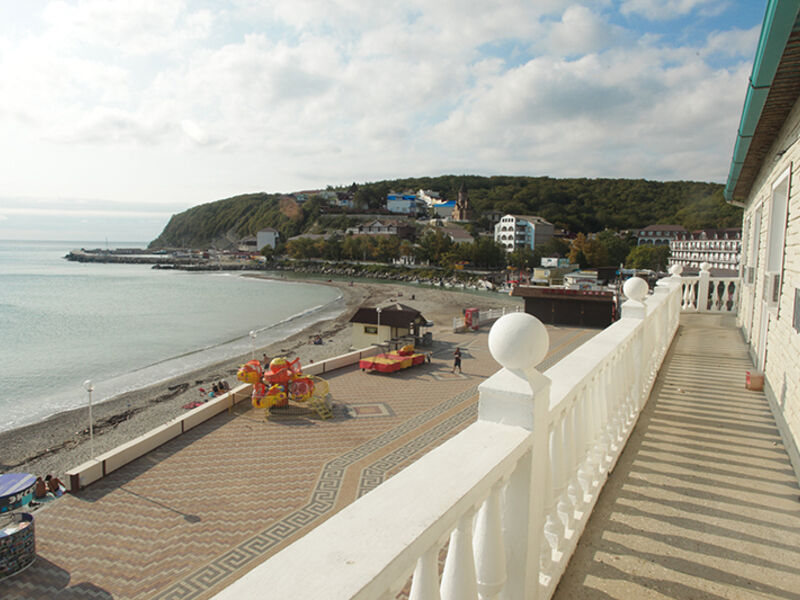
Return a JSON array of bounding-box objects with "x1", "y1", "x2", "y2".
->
[
  {"x1": 700, "y1": 262, "x2": 711, "y2": 273},
  {"x1": 623, "y1": 277, "x2": 649, "y2": 303},
  {"x1": 669, "y1": 264, "x2": 682, "y2": 277},
  {"x1": 488, "y1": 312, "x2": 549, "y2": 373},
  {"x1": 621, "y1": 276, "x2": 649, "y2": 318}
]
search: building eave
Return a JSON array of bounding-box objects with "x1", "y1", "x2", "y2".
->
[{"x1": 724, "y1": 0, "x2": 800, "y2": 205}]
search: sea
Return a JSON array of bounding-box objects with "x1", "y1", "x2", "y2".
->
[{"x1": 0, "y1": 240, "x2": 343, "y2": 433}]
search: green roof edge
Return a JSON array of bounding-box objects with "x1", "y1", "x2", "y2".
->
[{"x1": 724, "y1": 0, "x2": 800, "y2": 203}]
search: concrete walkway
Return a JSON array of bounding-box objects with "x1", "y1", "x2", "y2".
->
[{"x1": 555, "y1": 314, "x2": 800, "y2": 600}]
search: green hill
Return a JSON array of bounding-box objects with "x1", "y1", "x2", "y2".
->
[{"x1": 148, "y1": 175, "x2": 740, "y2": 249}]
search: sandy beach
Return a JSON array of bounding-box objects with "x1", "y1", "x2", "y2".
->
[{"x1": 0, "y1": 276, "x2": 521, "y2": 481}]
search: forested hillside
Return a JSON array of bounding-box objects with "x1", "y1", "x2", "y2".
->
[{"x1": 149, "y1": 175, "x2": 740, "y2": 249}]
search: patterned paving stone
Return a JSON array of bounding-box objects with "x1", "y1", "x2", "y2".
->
[{"x1": 0, "y1": 325, "x2": 595, "y2": 600}]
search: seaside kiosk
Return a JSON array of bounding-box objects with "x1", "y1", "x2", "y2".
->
[{"x1": 0, "y1": 473, "x2": 36, "y2": 578}]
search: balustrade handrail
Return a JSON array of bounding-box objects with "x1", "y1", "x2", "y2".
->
[
  {"x1": 213, "y1": 277, "x2": 683, "y2": 600},
  {"x1": 212, "y1": 421, "x2": 532, "y2": 599}
]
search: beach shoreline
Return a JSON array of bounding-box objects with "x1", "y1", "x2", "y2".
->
[{"x1": 0, "y1": 276, "x2": 521, "y2": 481}]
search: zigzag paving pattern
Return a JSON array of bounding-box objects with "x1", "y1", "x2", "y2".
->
[{"x1": 0, "y1": 325, "x2": 595, "y2": 600}]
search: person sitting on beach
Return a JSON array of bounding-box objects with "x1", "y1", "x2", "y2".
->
[
  {"x1": 45, "y1": 475, "x2": 65, "y2": 497},
  {"x1": 313, "y1": 335, "x2": 323, "y2": 345},
  {"x1": 212, "y1": 383, "x2": 219, "y2": 396},
  {"x1": 219, "y1": 380, "x2": 230, "y2": 392},
  {"x1": 34, "y1": 477, "x2": 48, "y2": 499}
]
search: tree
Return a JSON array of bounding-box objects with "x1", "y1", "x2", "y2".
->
[
  {"x1": 471, "y1": 237, "x2": 507, "y2": 268},
  {"x1": 415, "y1": 230, "x2": 453, "y2": 264},
  {"x1": 375, "y1": 235, "x2": 401, "y2": 263},
  {"x1": 568, "y1": 233, "x2": 608, "y2": 267},
  {"x1": 595, "y1": 230, "x2": 634, "y2": 267},
  {"x1": 625, "y1": 244, "x2": 670, "y2": 271},
  {"x1": 507, "y1": 247, "x2": 536, "y2": 270}
]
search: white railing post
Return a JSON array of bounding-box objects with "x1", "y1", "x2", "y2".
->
[
  {"x1": 697, "y1": 262, "x2": 711, "y2": 312},
  {"x1": 479, "y1": 312, "x2": 552, "y2": 600},
  {"x1": 621, "y1": 277, "x2": 648, "y2": 416}
]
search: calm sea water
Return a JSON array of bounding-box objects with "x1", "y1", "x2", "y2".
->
[{"x1": 0, "y1": 240, "x2": 342, "y2": 432}]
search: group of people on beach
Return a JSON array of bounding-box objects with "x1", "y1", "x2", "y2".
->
[
  {"x1": 34, "y1": 474, "x2": 66, "y2": 500},
  {"x1": 209, "y1": 380, "x2": 230, "y2": 397}
]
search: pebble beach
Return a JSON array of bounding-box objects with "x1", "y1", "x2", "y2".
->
[{"x1": 0, "y1": 276, "x2": 521, "y2": 481}]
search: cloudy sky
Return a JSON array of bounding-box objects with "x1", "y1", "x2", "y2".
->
[{"x1": 0, "y1": 0, "x2": 766, "y2": 242}]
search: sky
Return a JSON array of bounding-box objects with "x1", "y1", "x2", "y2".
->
[{"x1": 0, "y1": 0, "x2": 767, "y2": 242}]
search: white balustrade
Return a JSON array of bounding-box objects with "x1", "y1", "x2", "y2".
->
[
  {"x1": 211, "y1": 276, "x2": 682, "y2": 600},
  {"x1": 679, "y1": 263, "x2": 740, "y2": 314}
]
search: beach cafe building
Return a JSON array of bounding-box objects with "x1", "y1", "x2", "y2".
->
[
  {"x1": 349, "y1": 303, "x2": 426, "y2": 349},
  {"x1": 210, "y1": 4, "x2": 800, "y2": 597}
]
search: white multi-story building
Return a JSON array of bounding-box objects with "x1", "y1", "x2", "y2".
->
[
  {"x1": 636, "y1": 224, "x2": 687, "y2": 245},
  {"x1": 493, "y1": 214, "x2": 554, "y2": 252},
  {"x1": 669, "y1": 229, "x2": 742, "y2": 272}
]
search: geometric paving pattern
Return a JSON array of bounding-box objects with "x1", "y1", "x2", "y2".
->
[
  {"x1": 0, "y1": 324, "x2": 597, "y2": 600},
  {"x1": 357, "y1": 402, "x2": 478, "y2": 497},
  {"x1": 345, "y1": 402, "x2": 394, "y2": 418},
  {"x1": 153, "y1": 385, "x2": 482, "y2": 600}
]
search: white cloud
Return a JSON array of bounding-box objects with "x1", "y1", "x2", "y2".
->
[
  {"x1": 702, "y1": 25, "x2": 760, "y2": 60},
  {"x1": 620, "y1": 0, "x2": 728, "y2": 20},
  {"x1": 544, "y1": 6, "x2": 627, "y2": 56},
  {"x1": 42, "y1": 0, "x2": 211, "y2": 56},
  {"x1": 0, "y1": 0, "x2": 759, "y2": 226}
]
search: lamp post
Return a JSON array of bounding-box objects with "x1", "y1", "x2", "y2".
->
[
  {"x1": 376, "y1": 307, "x2": 382, "y2": 343},
  {"x1": 249, "y1": 330, "x2": 257, "y2": 360},
  {"x1": 83, "y1": 379, "x2": 95, "y2": 459}
]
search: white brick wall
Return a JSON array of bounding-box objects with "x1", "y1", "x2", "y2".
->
[{"x1": 738, "y1": 96, "x2": 800, "y2": 482}]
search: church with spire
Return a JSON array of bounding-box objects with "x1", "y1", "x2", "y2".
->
[{"x1": 451, "y1": 180, "x2": 474, "y2": 221}]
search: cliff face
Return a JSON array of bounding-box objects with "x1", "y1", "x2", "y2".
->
[
  {"x1": 148, "y1": 193, "x2": 298, "y2": 249},
  {"x1": 148, "y1": 176, "x2": 736, "y2": 250}
]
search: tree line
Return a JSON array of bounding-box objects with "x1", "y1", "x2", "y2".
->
[{"x1": 282, "y1": 228, "x2": 672, "y2": 272}]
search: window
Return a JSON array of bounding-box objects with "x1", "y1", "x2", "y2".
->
[
  {"x1": 766, "y1": 168, "x2": 790, "y2": 307},
  {"x1": 364, "y1": 326, "x2": 378, "y2": 334}
]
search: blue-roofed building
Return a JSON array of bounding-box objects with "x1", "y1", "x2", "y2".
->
[{"x1": 386, "y1": 191, "x2": 424, "y2": 215}]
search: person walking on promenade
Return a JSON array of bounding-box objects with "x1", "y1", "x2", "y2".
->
[{"x1": 452, "y1": 347, "x2": 462, "y2": 374}]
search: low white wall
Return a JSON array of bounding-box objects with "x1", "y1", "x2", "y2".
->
[{"x1": 66, "y1": 349, "x2": 377, "y2": 491}]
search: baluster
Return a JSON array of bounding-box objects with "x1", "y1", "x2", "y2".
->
[
  {"x1": 410, "y1": 546, "x2": 441, "y2": 600},
  {"x1": 555, "y1": 409, "x2": 574, "y2": 534},
  {"x1": 566, "y1": 393, "x2": 586, "y2": 517},
  {"x1": 578, "y1": 377, "x2": 600, "y2": 499},
  {"x1": 541, "y1": 421, "x2": 561, "y2": 573},
  {"x1": 474, "y1": 484, "x2": 507, "y2": 600},
  {"x1": 594, "y1": 367, "x2": 612, "y2": 474},
  {"x1": 441, "y1": 513, "x2": 478, "y2": 600},
  {"x1": 600, "y1": 365, "x2": 617, "y2": 471},
  {"x1": 709, "y1": 281, "x2": 718, "y2": 311},
  {"x1": 621, "y1": 342, "x2": 636, "y2": 429},
  {"x1": 602, "y1": 362, "x2": 621, "y2": 456}
]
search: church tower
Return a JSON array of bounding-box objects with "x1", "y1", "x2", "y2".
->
[{"x1": 452, "y1": 180, "x2": 474, "y2": 221}]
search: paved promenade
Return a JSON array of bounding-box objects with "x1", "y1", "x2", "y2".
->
[
  {"x1": 555, "y1": 314, "x2": 800, "y2": 600},
  {"x1": 0, "y1": 324, "x2": 595, "y2": 600}
]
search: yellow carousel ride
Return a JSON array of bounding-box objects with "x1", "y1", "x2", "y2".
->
[{"x1": 237, "y1": 357, "x2": 332, "y2": 420}]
